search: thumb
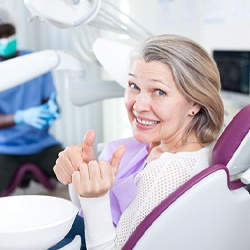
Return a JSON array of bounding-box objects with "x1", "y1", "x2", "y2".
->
[
  {"x1": 83, "y1": 130, "x2": 96, "y2": 148},
  {"x1": 110, "y1": 145, "x2": 126, "y2": 175}
]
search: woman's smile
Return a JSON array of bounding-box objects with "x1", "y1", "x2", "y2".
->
[{"x1": 136, "y1": 116, "x2": 160, "y2": 126}]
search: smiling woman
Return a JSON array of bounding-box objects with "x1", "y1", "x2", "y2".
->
[
  {"x1": 125, "y1": 59, "x2": 201, "y2": 154},
  {"x1": 52, "y1": 34, "x2": 224, "y2": 249},
  {"x1": 129, "y1": 34, "x2": 224, "y2": 146}
]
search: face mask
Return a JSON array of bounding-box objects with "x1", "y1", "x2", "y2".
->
[{"x1": 0, "y1": 34, "x2": 17, "y2": 57}]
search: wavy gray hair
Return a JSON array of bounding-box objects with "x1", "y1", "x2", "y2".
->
[{"x1": 130, "y1": 34, "x2": 224, "y2": 145}]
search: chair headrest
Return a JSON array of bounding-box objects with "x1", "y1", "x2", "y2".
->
[{"x1": 212, "y1": 104, "x2": 250, "y2": 176}]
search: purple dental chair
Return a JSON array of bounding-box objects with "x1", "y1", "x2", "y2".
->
[{"x1": 122, "y1": 104, "x2": 250, "y2": 250}]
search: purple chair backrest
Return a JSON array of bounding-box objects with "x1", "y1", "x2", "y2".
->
[{"x1": 212, "y1": 104, "x2": 250, "y2": 176}]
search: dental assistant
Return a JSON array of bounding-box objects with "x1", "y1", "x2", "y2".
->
[
  {"x1": 0, "y1": 6, "x2": 63, "y2": 195},
  {"x1": 53, "y1": 34, "x2": 224, "y2": 249}
]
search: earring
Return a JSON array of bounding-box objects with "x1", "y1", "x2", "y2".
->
[{"x1": 192, "y1": 111, "x2": 195, "y2": 115}]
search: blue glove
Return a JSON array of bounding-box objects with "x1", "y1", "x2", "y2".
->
[
  {"x1": 14, "y1": 104, "x2": 52, "y2": 129},
  {"x1": 46, "y1": 91, "x2": 60, "y2": 126}
]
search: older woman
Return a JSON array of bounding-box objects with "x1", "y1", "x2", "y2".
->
[{"x1": 53, "y1": 34, "x2": 224, "y2": 249}]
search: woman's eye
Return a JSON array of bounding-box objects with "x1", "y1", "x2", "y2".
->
[
  {"x1": 155, "y1": 89, "x2": 166, "y2": 96},
  {"x1": 129, "y1": 83, "x2": 140, "y2": 90}
]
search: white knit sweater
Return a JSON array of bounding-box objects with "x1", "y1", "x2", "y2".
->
[{"x1": 77, "y1": 145, "x2": 213, "y2": 249}]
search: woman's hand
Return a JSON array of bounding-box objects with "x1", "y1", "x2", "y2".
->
[
  {"x1": 53, "y1": 130, "x2": 96, "y2": 185},
  {"x1": 72, "y1": 144, "x2": 126, "y2": 198}
]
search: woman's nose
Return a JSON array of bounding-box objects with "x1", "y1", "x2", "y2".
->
[{"x1": 133, "y1": 93, "x2": 151, "y2": 111}]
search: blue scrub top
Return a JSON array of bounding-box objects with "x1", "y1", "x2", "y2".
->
[{"x1": 0, "y1": 50, "x2": 61, "y2": 155}]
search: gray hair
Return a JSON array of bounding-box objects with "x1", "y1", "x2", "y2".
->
[{"x1": 130, "y1": 34, "x2": 224, "y2": 145}]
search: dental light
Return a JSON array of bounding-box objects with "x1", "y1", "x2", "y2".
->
[
  {"x1": 0, "y1": 48, "x2": 125, "y2": 105},
  {"x1": 24, "y1": 0, "x2": 101, "y2": 28},
  {"x1": 23, "y1": 0, "x2": 152, "y2": 89},
  {"x1": 92, "y1": 37, "x2": 134, "y2": 89},
  {"x1": 24, "y1": 0, "x2": 151, "y2": 38},
  {"x1": 0, "y1": 0, "x2": 151, "y2": 103},
  {"x1": 24, "y1": 0, "x2": 152, "y2": 63}
]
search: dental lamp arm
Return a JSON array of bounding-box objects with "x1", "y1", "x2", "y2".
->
[
  {"x1": 24, "y1": 0, "x2": 101, "y2": 28},
  {"x1": 0, "y1": 50, "x2": 83, "y2": 92},
  {"x1": 0, "y1": 50, "x2": 58, "y2": 92}
]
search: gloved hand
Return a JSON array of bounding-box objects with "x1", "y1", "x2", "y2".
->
[
  {"x1": 46, "y1": 91, "x2": 60, "y2": 126},
  {"x1": 14, "y1": 104, "x2": 53, "y2": 129}
]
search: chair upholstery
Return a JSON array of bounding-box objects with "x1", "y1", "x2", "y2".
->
[
  {"x1": 212, "y1": 104, "x2": 250, "y2": 177},
  {"x1": 1, "y1": 163, "x2": 56, "y2": 197},
  {"x1": 122, "y1": 104, "x2": 250, "y2": 250}
]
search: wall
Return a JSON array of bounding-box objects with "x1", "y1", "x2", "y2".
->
[{"x1": 125, "y1": 0, "x2": 250, "y2": 51}]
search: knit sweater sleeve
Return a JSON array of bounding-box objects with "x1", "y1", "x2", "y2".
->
[{"x1": 79, "y1": 193, "x2": 119, "y2": 250}]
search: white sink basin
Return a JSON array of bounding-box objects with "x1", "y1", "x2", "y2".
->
[{"x1": 0, "y1": 195, "x2": 78, "y2": 250}]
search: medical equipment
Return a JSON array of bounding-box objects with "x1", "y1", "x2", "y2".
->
[
  {"x1": 0, "y1": 50, "x2": 83, "y2": 92},
  {"x1": 92, "y1": 37, "x2": 134, "y2": 89},
  {"x1": 23, "y1": 0, "x2": 152, "y2": 83},
  {"x1": 122, "y1": 104, "x2": 250, "y2": 250},
  {"x1": 24, "y1": 0, "x2": 151, "y2": 37},
  {"x1": 21, "y1": 0, "x2": 152, "y2": 105},
  {"x1": 68, "y1": 36, "x2": 133, "y2": 105},
  {"x1": 0, "y1": 0, "x2": 151, "y2": 101},
  {"x1": 24, "y1": 0, "x2": 101, "y2": 28},
  {"x1": 0, "y1": 195, "x2": 79, "y2": 250},
  {"x1": 213, "y1": 50, "x2": 250, "y2": 124},
  {"x1": 0, "y1": 48, "x2": 125, "y2": 105}
]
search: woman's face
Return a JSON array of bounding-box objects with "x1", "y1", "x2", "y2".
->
[{"x1": 124, "y1": 59, "x2": 197, "y2": 145}]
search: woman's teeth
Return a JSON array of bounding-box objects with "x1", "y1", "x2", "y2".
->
[{"x1": 137, "y1": 118, "x2": 158, "y2": 126}]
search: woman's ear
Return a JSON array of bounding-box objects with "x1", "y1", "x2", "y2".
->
[{"x1": 189, "y1": 103, "x2": 201, "y2": 116}]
